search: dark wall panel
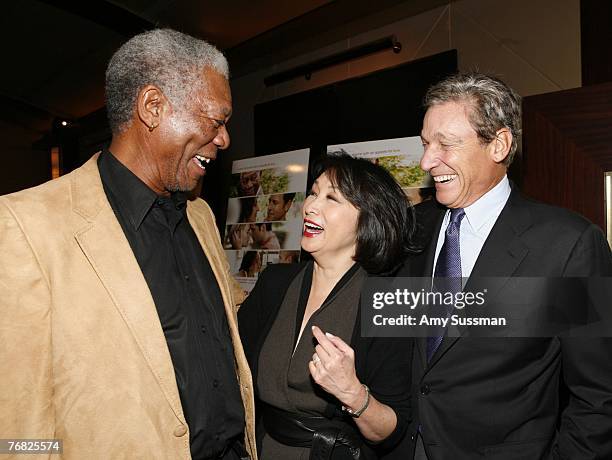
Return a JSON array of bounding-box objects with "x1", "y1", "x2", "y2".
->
[
  {"x1": 254, "y1": 50, "x2": 458, "y2": 166},
  {"x1": 522, "y1": 81, "x2": 612, "y2": 231},
  {"x1": 581, "y1": 0, "x2": 612, "y2": 86}
]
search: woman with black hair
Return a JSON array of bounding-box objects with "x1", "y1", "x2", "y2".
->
[
  {"x1": 239, "y1": 153, "x2": 418, "y2": 459},
  {"x1": 239, "y1": 197, "x2": 259, "y2": 223},
  {"x1": 237, "y1": 251, "x2": 262, "y2": 278}
]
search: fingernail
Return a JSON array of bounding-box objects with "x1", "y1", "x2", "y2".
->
[{"x1": 325, "y1": 332, "x2": 335, "y2": 338}]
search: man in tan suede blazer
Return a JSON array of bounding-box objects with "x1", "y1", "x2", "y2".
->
[{"x1": 0, "y1": 29, "x2": 255, "y2": 460}]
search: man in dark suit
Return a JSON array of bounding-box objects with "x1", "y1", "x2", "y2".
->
[{"x1": 399, "y1": 73, "x2": 612, "y2": 459}]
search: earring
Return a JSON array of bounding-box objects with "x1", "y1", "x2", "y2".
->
[{"x1": 148, "y1": 124, "x2": 157, "y2": 132}]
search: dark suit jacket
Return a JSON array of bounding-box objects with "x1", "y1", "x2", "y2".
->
[
  {"x1": 238, "y1": 262, "x2": 414, "y2": 459},
  {"x1": 397, "y1": 189, "x2": 612, "y2": 460}
]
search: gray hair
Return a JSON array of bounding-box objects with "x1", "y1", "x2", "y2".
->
[
  {"x1": 424, "y1": 73, "x2": 522, "y2": 166},
  {"x1": 105, "y1": 28, "x2": 229, "y2": 133}
]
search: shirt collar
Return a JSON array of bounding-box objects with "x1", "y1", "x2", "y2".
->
[
  {"x1": 154, "y1": 193, "x2": 188, "y2": 233},
  {"x1": 99, "y1": 149, "x2": 158, "y2": 231},
  {"x1": 463, "y1": 175, "x2": 511, "y2": 232}
]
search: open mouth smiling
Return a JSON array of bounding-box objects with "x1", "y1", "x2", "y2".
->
[
  {"x1": 303, "y1": 219, "x2": 324, "y2": 237},
  {"x1": 433, "y1": 174, "x2": 457, "y2": 184},
  {"x1": 194, "y1": 154, "x2": 212, "y2": 170}
]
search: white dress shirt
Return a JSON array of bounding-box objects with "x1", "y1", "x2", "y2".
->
[{"x1": 433, "y1": 175, "x2": 511, "y2": 279}]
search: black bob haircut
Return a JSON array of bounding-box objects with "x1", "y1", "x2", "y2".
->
[{"x1": 310, "y1": 152, "x2": 418, "y2": 275}]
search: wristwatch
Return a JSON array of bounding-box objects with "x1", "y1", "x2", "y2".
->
[{"x1": 341, "y1": 384, "x2": 370, "y2": 418}]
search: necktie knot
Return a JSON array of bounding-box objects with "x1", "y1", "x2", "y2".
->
[{"x1": 449, "y1": 208, "x2": 465, "y2": 225}]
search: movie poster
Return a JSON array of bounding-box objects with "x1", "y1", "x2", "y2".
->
[
  {"x1": 223, "y1": 148, "x2": 310, "y2": 293},
  {"x1": 327, "y1": 136, "x2": 433, "y2": 204}
]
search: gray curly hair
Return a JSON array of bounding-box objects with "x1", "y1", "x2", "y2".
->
[
  {"x1": 424, "y1": 73, "x2": 522, "y2": 166},
  {"x1": 105, "y1": 28, "x2": 229, "y2": 133}
]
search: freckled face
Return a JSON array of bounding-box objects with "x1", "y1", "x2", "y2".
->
[{"x1": 153, "y1": 68, "x2": 232, "y2": 193}]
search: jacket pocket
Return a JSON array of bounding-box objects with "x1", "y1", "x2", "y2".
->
[{"x1": 480, "y1": 437, "x2": 551, "y2": 459}]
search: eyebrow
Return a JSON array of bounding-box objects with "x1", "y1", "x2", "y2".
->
[
  {"x1": 199, "y1": 105, "x2": 232, "y2": 118},
  {"x1": 421, "y1": 132, "x2": 463, "y2": 144}
]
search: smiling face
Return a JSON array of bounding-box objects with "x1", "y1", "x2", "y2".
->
[
  {"x1": 301, "y1": 172, "x2": 359, "y2": 263},
  {"x1": 150, "y1": 68, "x2": 232, "y2": 194},
  {"x1": 420, "y1": 100, "x2": 507, "y2": 209},
  {"x1": 239, "y1": 171, "x2": 260, "y2": 196}
]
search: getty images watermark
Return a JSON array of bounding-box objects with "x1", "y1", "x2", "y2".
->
[
  {"x1": 361, "y1": 277, "x2": 612, "y2": 338},
  {"x1": 371, "y1": 287, "x2": 497, "y2": 328}
]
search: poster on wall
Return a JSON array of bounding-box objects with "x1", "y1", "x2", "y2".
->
[
  {"x1": 327, "y1": 136, "x2": 433, "y2": 204},
  {"x1": 223, "y1": 148, "x2": 310, "y2": 293}
]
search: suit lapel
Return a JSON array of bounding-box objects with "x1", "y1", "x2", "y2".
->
[
  {"x1": 71, "y1": 155, "x2": 185, "y2": 424},
  {"x1": 425, "y1": 190, "x2": 532, "y2": 370},
  {"x1": 186, "y1": 206, "x2": 234, "y2": 320},
  {"x1": 413, "y1": 207, "x2": 446, "y2": 370}
]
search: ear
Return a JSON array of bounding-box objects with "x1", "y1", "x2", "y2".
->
[
  {"x1": 136, "y1": 85, "x2": 166, "y2": 131},
  {"x1": 490, "y1": 128, "x2": 512, "y2": 164}
]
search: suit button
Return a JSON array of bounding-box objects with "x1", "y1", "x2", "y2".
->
[
  {"x1": 174, "y1": 425, "x2": 187, "y2": 437},
  {"x1": 420, "y1": 384, "x2": 431, "y2": 395}
]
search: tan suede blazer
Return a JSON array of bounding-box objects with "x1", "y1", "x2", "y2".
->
[{"x1": 0, "y1": 154, "x2": 256, "y2": 460}]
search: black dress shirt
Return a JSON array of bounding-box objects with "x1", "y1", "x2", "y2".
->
[{"x1": 98, "y1": 150, "x2": 244, "y2": 460}]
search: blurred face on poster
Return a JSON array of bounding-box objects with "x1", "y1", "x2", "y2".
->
[
  {"x1": 239, "y1": 197, "x2": 259, "y2": 222},
  {"x1": 238, "y1": 250, "x2": 261, "y2": 277},
  {"x1": 239, "y1": 171, "x2": 261, "y2": 196},
  {"x1": 229, "y1": 224, "x2": 251, "y2": 249},
  {"x1": 250, "y1": 223, "x2": 280, "y2": 250},
  {"x1": 279, "y1": 250, "x2": 300, "y2": 264},
  {"x1": 301, "y1": 172, "x2": 358, "y2": 262},
  {"x1": 251, "y1": 223, "x2": 266, "y2": 242},
  {"x1": 266, "y1": 193, "x2": 293, "y2": 221}
]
